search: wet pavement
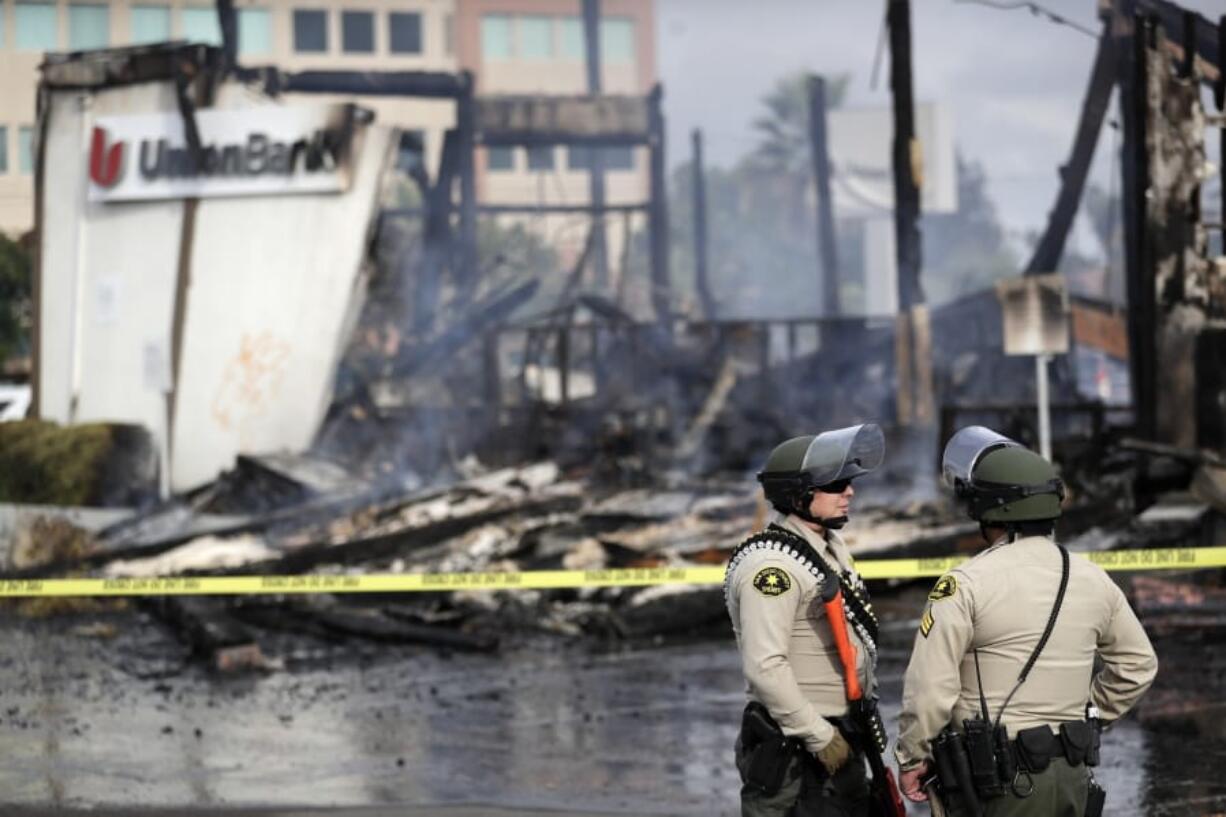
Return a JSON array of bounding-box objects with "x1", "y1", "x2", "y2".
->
[{"x1": 0, "y1": 588, "x2": 1222, "y2": 816}]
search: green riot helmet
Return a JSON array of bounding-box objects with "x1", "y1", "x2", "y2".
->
[
  {"x1": 941, "y1": 425, "x2": 1064, "y2": 523},
  {"x1": 757, "y1": 424, "x2": 885, "y2": 526}
]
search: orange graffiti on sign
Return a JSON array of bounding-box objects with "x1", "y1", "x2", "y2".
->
[{"x1": 211, "y1": 332, "x2": 292, "y2": 431}]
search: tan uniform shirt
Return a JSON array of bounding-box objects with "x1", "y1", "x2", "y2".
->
[
  {"x1": 727, "y1": 513, "x2": 875, "y2": 754},
  {"x1": 895, "y1": 535, "x2": 1158, "y2": 769}
]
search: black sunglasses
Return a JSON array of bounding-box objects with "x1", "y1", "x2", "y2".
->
[{"x1": 815, "y1": 479, "x2": 852, "y2": 495}]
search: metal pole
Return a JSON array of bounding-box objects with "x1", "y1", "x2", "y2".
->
[
  {"x1": 691, "y1": 128, "x2": 715, "y2": 319},
  {"x1": 807, "y1": 74, "x2": 840, "y2": 316},
  {"x1": 582, "y1": 0, "x2": 609, "y2": 289},
  {"x1": 1036, "y1": 353, "x2": 1052, "y2": 460}
]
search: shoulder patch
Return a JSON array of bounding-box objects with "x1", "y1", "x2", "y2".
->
[
  {"x1": 752, "y1": 567, "x2": 792, "y2": 597},
  {"x1": 920, "y1": 607, "x2": 935, "y2": 637},
  {"x1": 928, "y1": 574, "x2": 958, "y2": 602}
]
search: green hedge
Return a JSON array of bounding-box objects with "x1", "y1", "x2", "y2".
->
[{"x1": 0, "y1": 420, "x2": 114, "y2": 506}]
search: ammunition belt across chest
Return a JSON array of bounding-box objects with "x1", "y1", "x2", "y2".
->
[{"x1": 725, "y1": 526, "x2": 879, "y2": 659}]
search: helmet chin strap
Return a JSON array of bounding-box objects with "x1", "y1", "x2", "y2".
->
[{"x1": 789, "y1": 490, "x2": 848, "y2": 530}]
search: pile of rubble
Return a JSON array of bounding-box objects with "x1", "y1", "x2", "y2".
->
[
  {"x1": 0, "y1": 454, "x2": 981, "y2": 671},
  {"x1": 2, "y1": 440, "x2": 1223, "y2": 675}
]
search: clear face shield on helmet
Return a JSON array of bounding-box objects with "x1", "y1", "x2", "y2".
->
[
  {"x1": 941, "y1": 426, "x2": 1021, "y2": 494},
  {"x1": 800, "y1": 423, "x2": 886, "y2": 486}
]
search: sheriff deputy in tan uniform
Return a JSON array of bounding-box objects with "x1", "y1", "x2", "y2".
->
[
  {"x1": 725, "y1": 424, "x2": 885, "y2": 817},
  {"x1": 896, "y1": 427, "x2": 1158, "y2": 817}
]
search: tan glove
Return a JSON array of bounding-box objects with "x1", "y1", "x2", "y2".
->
[{"x1": 814, "y1": 730, "x2": 852, "y2": 776}]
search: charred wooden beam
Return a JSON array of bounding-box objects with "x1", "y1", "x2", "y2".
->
[
  {"x1": 456, "y1": 72, "x2": 478, "y2": 287},
  {"x1": 583, "y1": 0, "x2": 609, "y2": 289},
  {"x1": 1135, "y1": 0, "x2": 1223, "y2": 81},
  {"x1": 1025, "y1": 26, "x2": 1116, "y2": 275},
  {"x1": 256, "y1": 494, "x2": 583, "y2": 574},
  {"x1": 648, "y1": 85, "x2": 672, "y2": 327},
  {"x1": 888, "y1": 0, "x2": 934, "y2": 427},
  {"x1": 476, "y1": 95, "x2": 652, "y2": 146},
  {"x1": 691, "y1": 129, "x2": 715, "y2": 320},
  {"x1": 1119, "y1": 436, "x2": 1226, "y2": 467},
  {"x1": 888, "y1": 0, "x2": 923, "y2": 313},
  {"x1": 147, "y1": 597, "x2": 266, "y2": 672},
  {"x1": 305, "y1": 605, "x2": 499, "y2": 652},
  {"x1": 240, "y1": 68, "x2": 470, "y2": 98},
  {"x1": 1117, "y1": 1, "x2": 1158, "y2": 442},
  {"x1": 215, "y1": 0, "x2": 237, "y2": 73},
  {"x1": 807, "y1": 75, "x2": 841, "y2": 316},
  {"x1": 383, "y1": 202, "x2": 650, "y2": 218}
]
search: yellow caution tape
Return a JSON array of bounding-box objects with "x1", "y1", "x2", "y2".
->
[{"x1": 0, "y1": 546, "x2": 1223, "y2": 598}]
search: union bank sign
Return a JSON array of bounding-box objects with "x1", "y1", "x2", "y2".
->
[{"x1": 86, "y1": 105, "x2": 356, "y2": 202}]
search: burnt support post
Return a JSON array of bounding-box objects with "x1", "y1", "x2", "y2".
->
[
  {"x1": 1025, "y1": 25, "x2": 1116, "y2": 274},
  {"x1": 807, "y1": 75, "x2": 841, "y2": 316},
  {"x1": 215, "y1": 0, "x2": 237, "y2": 73},
  {"x1": 456, "y1": 71, "x2": 478, "y2": 287},
  {"x1": 1218, "y1": 15, "x2": 1225, "y2": 253},
  {"x1": 648, "y1": 84, "x2": 672, "y2": 329},
  {"x1": 583, "y1": 0, "x2": 609, "y2": 289},
  {"x1": 887, "y1": 0, "x2": 933, "y2": 426},
  {"x1": 691, "y1": 128, "x2": 715, "y2": 319},
  {"x1": 1116, "y1": 1, "x2": 1156, "y2": 441}
]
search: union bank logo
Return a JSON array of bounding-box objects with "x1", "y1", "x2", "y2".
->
[
  {"x1": 90, "y1": 127, "x2": 125, "y2": 188},
  {"x1": 87, "y1": 122, "x2": 349, "y2": 191}
]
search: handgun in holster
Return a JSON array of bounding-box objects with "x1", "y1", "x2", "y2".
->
[
  {"x1": 932, "y1": 727, "x2": 986, "y2": 817},
  {"x1": 739, "y1": 701, "x2": 800, "y2": 795}
]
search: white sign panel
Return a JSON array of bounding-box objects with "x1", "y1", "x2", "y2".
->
[
  {"x1": 828, "y1": 103, "x2": 958, "y2": 216},
  {"x1": 996, "y1": 273, "x2": 1071, "y2": 356},
  {"x1": 88, "y1": 105, "x2": 355, "y2": 202}
]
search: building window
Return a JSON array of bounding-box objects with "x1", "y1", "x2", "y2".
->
[
  {"x1": 604, "y1": 145, "x2": 634, "y2": 170},
  {"x1": 559, "y1": 16, "x2": 582, "y2": 59},
  {"x1": 341, "y1": 10, "x2": 373, "y2": 53},
  {"x1": 443, "y1": 13, "x2": 453, "y2": 56},
  {"x1": 238, "y1": 8, "x2": 270, "y2": 55},
  {"x1": 16, "y1": 3, "x2": 58, "y2": 51},
  {"x1": 480, "y1": 14, "x2": 511, "y2": 60},
  {"x1": 526, "y1": 146, "x2": 554, "y2": 171},
  {"x1": 181, "y1": 7, "x2": 221, "y2": 45},
  {"x1": 293, "y1": 9, "x2": 327, "y2": 53},
  {"x1": 130, "y1": 5, "x2": 170, "y2": 45},
  {"x1": 69, "y1": 4, "x2": 109, "y2": 49},
  {"x1": 486, "y1": 146, "x2": 514, "y2": 172},
  {"x1": 568, "y1": 146, "x2": 634, "y2": 172},
  {"x1": 519, "y1": 15, "x2": 551, "y2": 59},
  {"x1": 388, "y1": 11, "x2": 420, "y2": 54},
  {"x1": 601, "y1": 18, "x2": 634, "y2": 63},
  {"x1": 0, "y1": 128, "x2": 8, "y2": 174},
  {"x1": 18, "y1": 127, "x2": 35, "y2": 175}
]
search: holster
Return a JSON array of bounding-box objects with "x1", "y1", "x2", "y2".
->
[
  {"x1": 738, "y1": 701, "x2": 801, "y2": 795},
  {"x1": 1086, "y1": 777, "x2": 1106, "y2": 817},
  {"x1": 931, "y1": 727, "x2": 985, "y2": 817}
]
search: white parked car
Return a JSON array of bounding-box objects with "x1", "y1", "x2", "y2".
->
[{"x1": 0, "y1": 383, "x2": 31, "y2": 421}]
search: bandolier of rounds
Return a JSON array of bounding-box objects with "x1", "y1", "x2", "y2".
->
[
  {"x1": 724, "y1": 532, "x2": 878, "y2": 664},
  {"x1": 724, "y1": 536, "x2": 829, "y2": 607}
]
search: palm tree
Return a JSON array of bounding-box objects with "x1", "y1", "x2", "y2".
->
[{"x1": 749, "y1": 71, "x2": 849, "y2": 177}]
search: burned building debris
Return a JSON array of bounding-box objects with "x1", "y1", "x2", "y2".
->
[{"x1": 0, "y1": 0, "x2": 1223, "y2": 733}]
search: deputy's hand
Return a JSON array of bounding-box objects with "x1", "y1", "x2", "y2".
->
[
  {"x1": 815, "y1": 731, "x2": 852, "y2": 775},
  {"x1": 899, "y1": 760, "x2": 931, "y2": 802}
]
